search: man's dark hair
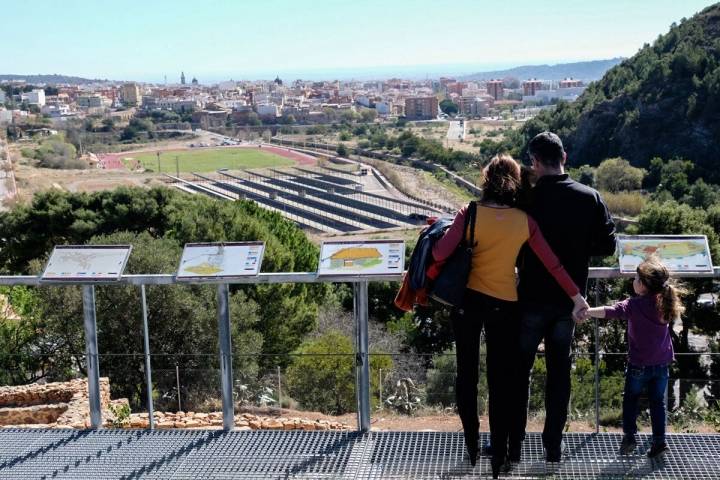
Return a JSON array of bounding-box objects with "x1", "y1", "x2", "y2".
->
[{"x1": 528, "y1": 131, "x2": 565, "y2": 167}]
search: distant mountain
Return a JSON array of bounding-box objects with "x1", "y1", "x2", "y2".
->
[
  {"x1": 517, "y1": 4, "x2": 720, "y2": 182},
  {"x1": 0, "y1": 74, "x2": 110, "y2": 85},
  {"x1": 459, "y1": 58, "x2": 625, "y2": 82}
]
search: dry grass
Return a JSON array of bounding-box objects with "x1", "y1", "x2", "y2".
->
[{"x1": 600, "y1": 191, "x2": 647, "y2": 217}]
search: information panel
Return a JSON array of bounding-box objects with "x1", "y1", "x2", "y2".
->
[
  {"x1": 318, "y1": 240, "x2": 405, "y2": 276},
  {"x1": 176, "y1": 242, "x2": 265, "y2": 280},
  {"x1": 617, "y1": 235, "x2": 713, "y2": 274},
  {"x1": 41, "y1": 245, "x2": 132, "y2": 281}
]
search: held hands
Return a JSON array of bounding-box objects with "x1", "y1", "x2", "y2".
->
[{"x1": 571, "y1": 294, "x2": 590, "y2": 324}]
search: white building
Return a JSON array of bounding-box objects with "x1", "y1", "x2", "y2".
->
[
  {"x1": 21, "y1": 89, "x2": 46, "y2": 106},
  {"x1": 256, "y1": 103, "x2": 279, "y2": 118},
  {"x1": 41, "y1": 104, "x2": 72, "y2": 117},
  {"x1": 522, "y1": 86, "x2": 586, "y2": 104},
  {"x1": 0, "y1": 91, "x2": 5, "y2": 103},
  {"x1": 0, "y1": 109, "x2": 11, "y2": 124},
  {"x1": 217, "y1": 81, "x2": 240, "y2": 92},
  {"x1": 77, "y1": 95, "x2": 105, "y2": 108}
]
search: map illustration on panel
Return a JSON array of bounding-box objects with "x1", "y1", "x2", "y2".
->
[
  {"x1": 318, "y1": 240, "x2": 404, "y2": 275},
  {"x1": 42, "y1": 245, "x2": 132, "y2": 281},
  {"x1": 618, "y1": 235, "x2": 713, "y2": 273},
  {"x1": 177, "y1": 242, "x2": 265, "y2": 279}
]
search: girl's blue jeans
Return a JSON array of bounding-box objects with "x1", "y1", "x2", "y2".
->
[{"x1": 623, "y1": 363, "x2": 669, "y2": 444}]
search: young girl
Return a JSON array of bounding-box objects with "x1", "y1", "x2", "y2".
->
[{"x1": 581, "y1": 256, "x2": 685, "y2": 459}]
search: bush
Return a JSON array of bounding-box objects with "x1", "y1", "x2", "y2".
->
[
  {"x1": 425, "y1": 347, "x2": 488, "y2": 413},
  {"x1": 601, "y1": 191, "x2": 647, "y2": 217},
  {"x1": 33, "y1": 139, "x2": 86, "y2": 169},
  {"x1": 568, "y1": 165, "x2": 596, "y2": 187},
  {"x1": 286, "y1": 331, "x2": 391, "y2": 414},
  {"x1": 595, "y1": 158, "x2": 645, "y2": 192}
]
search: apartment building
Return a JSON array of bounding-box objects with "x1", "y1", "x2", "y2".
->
[
  {"x1": 121, "y1": 83, "x2": 142, "y2": 106},
  {"x1": 404, "y1": 96, "x2": 438, "y2": 120},
  {"x1": 485, "y1": 80, "x2": 504, "y2": 101}
]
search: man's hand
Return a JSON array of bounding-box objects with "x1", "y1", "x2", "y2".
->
[
  {"x1": 574, "y1": 309, "x2": 590, "y2": 324},
  {"x1": 571, "y1": 294, "x2": 590, "y2": 324}
]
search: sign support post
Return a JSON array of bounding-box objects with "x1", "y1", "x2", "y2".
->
[
  {"x1": 354, "y1": 281, "x2": 370, "y2": 432},
  {"x1": 140, "y1": 285, "x2": 155, "y2": 429},
  {"x1": 82, "y1": 285, "x2": 103, "y2": 429},
  {"x1": 218, "y1": 283, "x2": 234, "y2": 431}
]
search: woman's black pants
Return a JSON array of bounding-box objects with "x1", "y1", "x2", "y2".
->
[{"x1": 451, "y1": 288, "x2": 519, "y2": 462}]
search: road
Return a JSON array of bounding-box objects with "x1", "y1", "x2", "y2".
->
[{"x1": 446, "y1": 121, "x2": 466, "y2": 142}]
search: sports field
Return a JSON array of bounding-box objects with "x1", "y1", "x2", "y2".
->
[{"x1": 127, "y1": 147, "x2": 296, "y2": 173}]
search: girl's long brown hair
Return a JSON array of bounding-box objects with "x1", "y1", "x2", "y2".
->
[
  {"x1": 636, "y1": 256, "x2": 687, "y2": 324},
  {"x1": 481, "y1": 154, "x2": 521, "y2": 206}
]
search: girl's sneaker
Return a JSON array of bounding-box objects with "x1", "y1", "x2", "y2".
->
[
  {"x1": 647, "y1": 442, "x2": 669, "y2": 459},
  {"x1": 619, "y1": 434, "x2": 637, "y2": 455}
]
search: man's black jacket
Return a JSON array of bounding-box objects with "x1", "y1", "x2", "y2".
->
[{"x1": 517, "y1": 173, "x2": 616, "y2": 310}]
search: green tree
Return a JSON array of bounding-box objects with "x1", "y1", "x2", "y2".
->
[
  {"x1": 0, "y1": 187, "x2": 329, "y2": 372},
  {"x1": 360, "y1": 109, "x2": 378, "y2": 123},
  {"x1": 439, "y1": 99, "x2": 459, "y2": 115},
  {"x1": 684, "y1": 179, "x2": 720, "y2": 209},
  {"x1": 0, "y1": 286, "x2": 50, "y2": 385},
  {"x1": 336, "y1": 143, "x2": 349, "y2": 157},
  {"x1": 661, "y1": 160, "x2": 694, "y2": 198},
  {"x1": 25, "y1": 231, "x2": 263, "y2": 411},
  {"x1": 595, "y1": 158, "x2": 645, "y2": 192},
  {"x1": 575, "y1": 165, "x2": 597, "y2": 187}
]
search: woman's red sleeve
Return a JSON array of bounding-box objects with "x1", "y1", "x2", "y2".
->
[{"x1": 432, "y1": 206, "x2": 467, "y2": 261}]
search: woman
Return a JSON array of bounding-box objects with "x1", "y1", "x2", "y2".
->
[{"x1": 433, "y1": 154, "x2": 587, "y2": 477}]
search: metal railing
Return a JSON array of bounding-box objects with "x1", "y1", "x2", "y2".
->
[{"x1": 1, "y1": 267, "x2": 718, "y2": 433}]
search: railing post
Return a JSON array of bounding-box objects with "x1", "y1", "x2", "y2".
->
[
  {"x1": 594, "y1": 279, "x2": 601, "y2": 434},
  {"x1": 217, "y1": 283, "x2": 234, "y2": 431},
  {"x1": 353, "y1": 281, "x2": 371, "y2": 432},
  {"x1": 82, "y1": 285, "x2": 102, "y2": 429},
  {"x1": 140, "y1": 285, "x2": 154, "y2": 429}
]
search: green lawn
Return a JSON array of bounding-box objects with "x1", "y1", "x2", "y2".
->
[{"x1": 129, "y1": 148, "x2": 295, "y2": 173}]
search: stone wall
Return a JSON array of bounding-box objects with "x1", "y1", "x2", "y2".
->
[
  {"x1": 126, "y1": 411, "x2": 350, "y2": 431},
  {"x1": 0, "y1": 378, "x2": 112, "y2": 428},
  {"x1": 0, "y1": 378, "x2": 351, "y2": 431}
]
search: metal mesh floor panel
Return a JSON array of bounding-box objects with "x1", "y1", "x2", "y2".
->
[{"x1": 0, "y1": 429, "x2": 718, "y2": 479}]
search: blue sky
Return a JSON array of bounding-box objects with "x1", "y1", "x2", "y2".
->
[{"x1": 1, "y1": 0, "x2": 714, "y2": 82}]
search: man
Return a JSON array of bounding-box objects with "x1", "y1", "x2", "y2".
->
[{"x1": 512, "y1": 131, "x2": 616, "y2": 462}]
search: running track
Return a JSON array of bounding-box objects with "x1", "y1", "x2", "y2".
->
[{"x1": 96, "y1": 145, "x2": 316, "y2": 170}]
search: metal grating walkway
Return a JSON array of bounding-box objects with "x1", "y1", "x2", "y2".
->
[{"x1": 0, "y1": 429, "x2": 718, "y2": 479}]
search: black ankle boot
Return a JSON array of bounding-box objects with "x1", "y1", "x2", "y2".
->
[
  {"x1": 491, "y1": 455, "x2": 511, "y2": 478},
  {"x1": 509, "y1": 440, "x2": 522, "y2": 463},
  {"x1": 467, "y1": 442, "x2": 478, "y2": 466},
  {"x1": 464, "y1": 431, "x2": 479, "y2": 466}
]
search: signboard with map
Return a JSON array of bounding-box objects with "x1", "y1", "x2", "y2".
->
[
  {"x1": 317, "y1": 240, "x2": 405, "y2": 276},
  {"x1": 618, "y1": 235, "x2": 713, "y2": 274},
  {"x1": 41, "y1": 245, "x2": 132, "y2": 281},
  {"x1": 176, "y1": 242, "x2": 265, "y2": 280}
]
